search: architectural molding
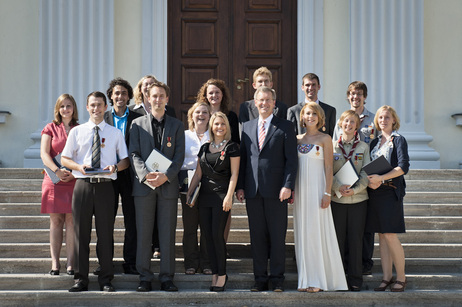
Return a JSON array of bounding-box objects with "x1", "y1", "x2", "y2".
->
[{"x1": 24, "y1": 0, "x2": 114, "y2": 167}]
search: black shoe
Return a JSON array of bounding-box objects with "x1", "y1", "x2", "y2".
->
[
  {"x1": 211, "y1": 275, "x2": 228, "y2": 292},
  {"x1": 69, "y1": 281, "x2": 88, "y2": 292},
  {"x1": 136, "y1": 281, "x2": 152, "y2": 292},
  {"x1": 350, "y1": 286, "x2": 361, "y2": 292},
  {"x1": 362, "y1": 268, "x2": 372, "y2": 275},
  {"x1": 100, "y1": 283, "x2": 115, "y2": 292},
  {"x1": 123, "y1": 263, "x2": 139, "y2": 275},
  {"x1": 66, "y1": 270, "x2": 74, "y2": 275},
  {"x1": 251, "y1": 282, "x2": 268, "y2": 292},
  {"x1": 93, "y1": 266, "x2": 101, "y2": 275},
  {"x1": 272, "y1": 281, "x2": 284, "y2": 292},
  {"x1": 49, "y1": 269, "x2": 60, "y2": 276},
  {"x1": 161, "y1": 280, "x2": 178, "y2": 292}
]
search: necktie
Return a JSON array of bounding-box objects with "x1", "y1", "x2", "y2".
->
[
  {"x1": 258, "y1": 120, "x2": 266, "y2": 151},
  {"x1": 91, "y1": 126, "x2": 101, "y2": 168}
]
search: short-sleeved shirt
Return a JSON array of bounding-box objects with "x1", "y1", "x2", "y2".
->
[
  {"x1": 62, "y1": 120, "x2": 128, "y2": 180},
  {"x1": 41, "y1": 122, "x2": 77, "y2": 158}
]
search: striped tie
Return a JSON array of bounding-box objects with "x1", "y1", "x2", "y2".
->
[
  {"x1": 258, "y1": 120, "x2": 266, "y2": 151},
  {"x1": 91, "y1": 126, "x2": 101, "y2": 168}
]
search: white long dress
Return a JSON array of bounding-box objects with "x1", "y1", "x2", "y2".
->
[{"x1": 293, "y1": 144, "x2": 348, "y2": 290}]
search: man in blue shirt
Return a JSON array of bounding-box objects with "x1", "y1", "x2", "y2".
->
[{"x1": 103, "y1": 77, "x2": 142, "y2": 275}]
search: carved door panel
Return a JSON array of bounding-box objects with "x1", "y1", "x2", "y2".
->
[{"x1": 168, "y1": 0, "x2": 297, "y2": 124}]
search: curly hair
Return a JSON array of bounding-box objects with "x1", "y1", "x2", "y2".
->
[
  {"x1": 106, "y1": 77, "x2": 134, "y2": 106},
  {"x1": 196, "y1": 78, "x2": 232, "y2": 115}
]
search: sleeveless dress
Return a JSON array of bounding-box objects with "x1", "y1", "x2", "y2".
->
[{"x1": 293, "y1": 144, "x2": 348, "y2": 290}]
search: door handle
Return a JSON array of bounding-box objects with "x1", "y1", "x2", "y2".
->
[{"x1": 236, "y1": 78, "x2": 249, "y2": 89}]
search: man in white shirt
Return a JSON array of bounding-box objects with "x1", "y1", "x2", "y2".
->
[{"x1": 62, "y1": 91, "x2": 129, "y2": 292}]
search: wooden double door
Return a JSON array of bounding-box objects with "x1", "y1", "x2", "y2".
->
[{"x1": 168, "y1": 0, "x2": 297, "y2": 123}]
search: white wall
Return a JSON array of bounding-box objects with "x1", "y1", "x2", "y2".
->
[
  {"x1": 424, "y1": 0, "x2": 462, "y2": 168},
  {"x1": 0, "y1": 0, "x2": 40, "y2": 167}
]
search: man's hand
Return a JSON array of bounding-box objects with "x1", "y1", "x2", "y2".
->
[
  {"x1": 146, "y1": 172, "x2": 168, "y2": 188},
  {"x1": 236, "y1": 189, "x2": 245, "y2": 202},
  {"x1": 279, "y1": 187, "x2": 291, "y2": 202}
]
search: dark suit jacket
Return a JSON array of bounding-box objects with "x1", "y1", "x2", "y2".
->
[
  {"x1": 129, "y1": 104, "x2": 177, "y2": 119},
  {"x1": 239, "y1": 99, "x2": 288, "y2": 124},
  {"x1": 237, "y1": 116, "x2": 298, "y2": 199},
  {"x1": 129, "y1": 114, "x2": 185, "y2": 199},
  {"x1": 104, "y1": 108, "x2": 142, "y2": 146},
  {"x1": 287, "y1": 101, "x2": 336, "y2": 137},
  {"x1": 370, "y1": 134, "x2": 409, "y2": 199}
]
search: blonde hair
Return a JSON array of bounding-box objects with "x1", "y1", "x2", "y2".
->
[
  {"x1": 53, "y1": 94, "x2": 79, "y2": 126},
  {"x1": 187, "y1": 102, "x2": 211, "y2": 131},
  {"x1": 374, "y1": 105, "x2": 401, "y2": 131},
  {"x1": 208, "y1": 112, "x2": 231, "y2": 143},
  {"x1": 134, "y1": 75, "x2": 158, "y2": 106},
  {"x1": 300, "y1": 102, "x2": 325, "y2": 130},
  {"x1": 253, "y1": 66, "x2": 272, "y2": 83},
  {"x1": 338, "y1": 110, "x2": 360, "y2": 130}
]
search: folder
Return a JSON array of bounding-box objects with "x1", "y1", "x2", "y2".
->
[
  {"x1": 362, "y1": 155, "x2": 393, "y2": 175},
  {"x1": 333, "y1": 160, "x2": 359, "y2": 198},
  {"x1": 187, "y1": 182, "x2": 201, "y2": 207},
  {"x1": 144, "y1": 149, "x2": 172, "y2": 190},
  {"x1": 43, "y1": 153, "x2": 71, "y2": 184}
]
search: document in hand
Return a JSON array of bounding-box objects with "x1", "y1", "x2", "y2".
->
[
  {"x1": 187, "y1": 182, "x2": 201, "y2": 208},
  {"x1": 43, "y1": 153, "x2": 71, "y2": 184},
  {"x1": 362, "y1": 155, "x2": 393, "y2": 176},
  {"x1": 333, "y1": 160, "x2": 359, "y2": 198},
  {"x1": 144, "y1": 149, "x2": 172, "y2": 190}
]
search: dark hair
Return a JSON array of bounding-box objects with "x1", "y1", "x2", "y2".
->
[
  {"x1": 106, "y1": 77, "x2": 134, "y2": 106},
  {"x1": 301, "y1": 73, "x2": 320, "y2": 86},
  {"x1": 196, "y1": 78, "x2": 232, "y2": 115},
  {"x1": 87, "y1": 91, "x2": 107, "y2": 105},
  {"x1": 147, "y1": 81, "x2": 170, "y2": 98},
  {"x1": 347, "y1": 81, "x2": 368, "y2": 101}
]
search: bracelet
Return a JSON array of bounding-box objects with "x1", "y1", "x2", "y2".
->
[
  {"x1": 324, "y1": 192, "x2": 331, "y2": 197},
  {"x1": 382, "y1": 176, "x2": 385, "y2": 184}
]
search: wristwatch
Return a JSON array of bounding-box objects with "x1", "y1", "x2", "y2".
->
[{"x1": 113, "y1": 164, "x2": 118, "y2": 173}]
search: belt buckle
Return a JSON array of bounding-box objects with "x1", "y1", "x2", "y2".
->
[{"x1": 89, "y1": 177, "x2": 98, "y2": 183}]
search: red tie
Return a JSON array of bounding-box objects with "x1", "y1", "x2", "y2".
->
[{"x1": 258, "y1": 120, "x2": 266, "y2": 151}]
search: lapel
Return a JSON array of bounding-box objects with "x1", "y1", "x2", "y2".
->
[
  {"x1": 146, "y1": 114, "x2": 156, "y2": 150},
  {"x1": 249, "y1": 100, "x2": 259, "y2": 119},
  {"x1": 104, "y1": 111, "x2": 114, "y2": 126}
]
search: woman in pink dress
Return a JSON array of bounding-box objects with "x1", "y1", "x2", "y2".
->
[{"x1": 40, "y1": 94, "x2": 79, "y2": 275}]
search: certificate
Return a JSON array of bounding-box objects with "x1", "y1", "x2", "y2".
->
[
  {"x1": 362, "y1": 155, "x2": 393, "y2": 176},
  {"x1": 144, "y1": 149, "x2": 172, "y2": 190},
  {"x1": 334, "y1": 160, "x2": 359, "y2": 198}
]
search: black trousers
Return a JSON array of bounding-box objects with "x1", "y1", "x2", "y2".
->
[
  {"x1": 246, "y1": 193, "x2": 288, "y2": 283},
  {"x1": 180, "y1": 193, "x2": 210, "y2": 270},
  {"x1": 199, "y1": 205, "x2": 229, "y2": 276},
  {"x1": 331, "y1": 200, "x2": 368, "y2": 288},
  {"x1": 73, "y1": 179, "x2": 115, "y2": 286}
]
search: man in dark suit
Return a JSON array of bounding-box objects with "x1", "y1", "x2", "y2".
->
[
  {"x1": 129, "y1": 81, "x2": 185, "y2": 292},
  {"x1": 103, "y1": 77, "x2": 142, "y2": 275},
  {"x1": 239, "y1": 67, "x2": 288, "y2": 127},
  {"x1": 236, "y1": 86, "x2": 298, "y2": 292},
  {"x1": 287, "y1": 73, "x2": 336, "y2": 136}
]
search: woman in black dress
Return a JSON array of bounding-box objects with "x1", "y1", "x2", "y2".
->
[
  {"x1": 187, "y1": 112, "x2": 240, "y2": 292},
  {"x1": 366, "y1": 105, "x2": 409, "y2": 292}
]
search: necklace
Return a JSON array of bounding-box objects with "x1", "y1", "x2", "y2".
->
[{"x1": 210, "y1": 139, "x2": 227, "y2": 149}]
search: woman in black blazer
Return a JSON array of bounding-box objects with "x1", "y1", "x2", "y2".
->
[{"x1": 366, "y1": 105, "x2": 410, "y2": 292}]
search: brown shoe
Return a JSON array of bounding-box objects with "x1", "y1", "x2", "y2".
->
[
  {"x1": 374, "y1": 279, "x2": 394, "y2": 291},
  {"x1": 390, "y1": 279, "x2": 406, "y2": 292}
]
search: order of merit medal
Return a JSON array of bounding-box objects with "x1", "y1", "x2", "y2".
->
[
  {"x1": 101, "y1": 138, "x2": 105, "y2": 148},
  {"x1": 315, "y1": 145, "x2": 320, "y2": 156},
  {"x1": 220, "y1": 151, "x2": 225, "y2": 160},
  {"x1": 167, "y1": 137, "x2": 172, "y2": 147},
  {"x1": 370, "y1": 128, "x2": 375, "y2": 139}
]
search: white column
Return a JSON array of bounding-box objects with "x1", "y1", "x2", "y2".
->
[
  {"x1": 24, "y1": 0, "x2": 114, "y2": 167},
  {"x1": 141, "y1": 0, "x2": 168, "y2": 83},
  {"x1": 297, "y1": 0, "x2": 324, "y2": 103},
  {"x1": 349, "y1": 0, "x2": 439, "y2": 169}
]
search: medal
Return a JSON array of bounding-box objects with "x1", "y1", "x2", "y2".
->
[
  {"x1": 370, "y1": 128, "x2": 375, "y2": 139},
  {"x1": 220, "y1": 151, "x2": 225, "y2": 161},
  {"x1": 101, "y1": 138, "x2": 105, "y2": 148},
  {"x1": 167, "y1": 137, "x2": 172, "y2": 147},
  {"x1": 315, "y1": 145, "x2": 320, "y2": 156},
  {"x1": 354, "y1": 155, "x2": 358, "y2": 165}
]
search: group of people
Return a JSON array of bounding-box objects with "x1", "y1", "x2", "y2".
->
[{"x1": 40, "y1": 68, "x2": 409, "y2": 293}]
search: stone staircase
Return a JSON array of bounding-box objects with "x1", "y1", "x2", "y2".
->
[{"x1": 0, "y1": 168, "x2": 461, "y2": 306}]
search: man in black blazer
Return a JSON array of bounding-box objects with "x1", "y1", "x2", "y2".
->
[
  {"x1": 129, "y1": 81, "x2": 185, "y2": 292},
  {"x1": 239, "y1": 67, "x2": 288, "y2": 126},
  {"x1": 237, "y1": 87, "x2": 298, "y2": 292},
  {"x1": 103, "y1": 78, "x2": 142, "y2": 275},
  {"x1": 287, "y1": 73, "x2": 336, "y2": 136}
]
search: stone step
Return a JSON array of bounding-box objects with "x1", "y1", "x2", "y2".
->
[
  {"x1": 405, "y1": 169, "x2": 462, "y2": 181},
  {"x1": 1, "y1": 289, "x2": 462, "y2": 307},
  {"x1": 0, "y1": 257, "x2": 460, "y2": 275},
  {"x1": 1, "y1": 215, "x2": 461, "y2": 230},
  {"x1": 404, "y1": 191, "x2": 462, "y2": 204},
  {"x1": 0, "y1": 179, "x2": 42, "y2": 191},
  {"x1": 0, "y1": 273, "x2": 460, "y2": 292},
  {"x1": 1, "y1": 228, "x2": 461, "y2": 244},
  {"x1": 2, "y1": 202, "x2": 462, "y2": 217},
  {"x1": 0, "y1": 169, "x2": 43, "y2": 180},
  {"x1": 0, "y1": 242, "x2": 461, "y2": 259}
]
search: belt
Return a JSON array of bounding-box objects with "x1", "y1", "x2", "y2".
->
[
  {"x1": 81, "y1": 177, "x2": 113, "y2": 184},
  {"x1": 381, "y1": 180, "x2": 397, "y2": 189}
]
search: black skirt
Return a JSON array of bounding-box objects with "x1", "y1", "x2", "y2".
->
[{"x1": 365, "y1": 185, "x2": 405, "y2": 233}]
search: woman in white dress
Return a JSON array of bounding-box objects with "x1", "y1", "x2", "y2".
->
[{"x1": 293, "y1": 102, "x2": 348, "y2": 293}]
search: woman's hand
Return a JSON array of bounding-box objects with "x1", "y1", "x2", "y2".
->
[
  {"x1": 222, "y1": 194, "x2": 233, "y2": 212},
  {"x1": 339, "y1": 184, "x2": 354, "y2": 197},
  {"x1": 321, "y1": 194, "x2": 330, "y2": 209}
]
